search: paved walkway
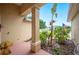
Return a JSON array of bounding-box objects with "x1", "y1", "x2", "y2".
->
[{"x1": 10, "y1": 41, "x2": 50, "y2": 55}]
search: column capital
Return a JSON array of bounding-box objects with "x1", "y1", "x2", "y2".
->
[{"x1": 32, "y1": 5, "x2": 40, "y2": 10}]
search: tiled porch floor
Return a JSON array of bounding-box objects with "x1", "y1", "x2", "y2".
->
[{"x1": 10, "y1": 41, "x2": 50, "y2": 55}]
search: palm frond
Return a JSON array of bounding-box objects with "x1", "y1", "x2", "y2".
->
[{"x1": 51, "y1": 3, "x2": 58, "y2": 14}]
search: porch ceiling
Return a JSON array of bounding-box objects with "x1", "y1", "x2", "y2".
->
[
  {"x1": 15, "y1": 3, "x2": 23, "y2": 6},
  {"x1": 18, "y1": 3, "x2": 45, "y2": 16}
]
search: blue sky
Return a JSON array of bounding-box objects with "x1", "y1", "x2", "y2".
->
[{"x1": 39, "y1": 3, "x2": 71, "y2": 27}]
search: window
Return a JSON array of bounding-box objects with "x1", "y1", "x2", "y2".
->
[{"x1": 23, "y1": 13, "x2": 32, "y2": 22}]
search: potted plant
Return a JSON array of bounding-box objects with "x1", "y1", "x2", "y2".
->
[{"x1": 0, "y1": 40, "x2": 13, "y2": 55}]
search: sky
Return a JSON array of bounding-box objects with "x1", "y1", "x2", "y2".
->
[{"x1": 39, "y1": 3, "x2": 71, "y2": 27}]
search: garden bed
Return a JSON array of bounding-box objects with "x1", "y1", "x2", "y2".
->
[{"x1": 41, "y1": 40, "x2": 75, "y2": 55}]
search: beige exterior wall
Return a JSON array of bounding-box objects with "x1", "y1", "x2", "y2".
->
[
  {"x1": 71, "y1": 13, "x2": 79, "y2": 45},
  {"x1": 0, "y1": 8, "x2": 1, "y2": 43},
  {"x1": 1, "y1": 4, "x2": 32, "y2": 43}
]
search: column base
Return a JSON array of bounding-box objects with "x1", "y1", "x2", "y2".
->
[{"x1": 31, "y1": 41, "x2": 41, "y2": 53}]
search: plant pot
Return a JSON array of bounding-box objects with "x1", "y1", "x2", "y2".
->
[
  {"x1": 0, "y1": 49, "x2": 2, "y2": 55},
  {"x1": 2, "y1": 48, "x2": 11, "y2": 55}
]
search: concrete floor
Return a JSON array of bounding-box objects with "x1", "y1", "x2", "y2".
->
[{"x1": 10, "y1": 41, "x2": 50, "y2": 55}]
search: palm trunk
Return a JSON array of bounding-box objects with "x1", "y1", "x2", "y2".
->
[{"x1": 51, "y1": 27, "x2": 52, "y2": 45}]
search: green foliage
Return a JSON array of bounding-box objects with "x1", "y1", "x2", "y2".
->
[
  {"x1": 51, "y1": 3, "x2": 58, "y2": 18},
  {"x1": 27, "y1": 16, "x2": 47, "y2": 29},
  {"x1": 48, "y1": 30, "x2": 54, "y2": 37},
  {"x1": 40, "y1": 19, "x2": 47, "y2": 29},
  {"x1": 48, "y1": 31, "x2": 51, "y2": 36},
  {"x1": 54, "y1": 26, "x2": 71, "y2": 43},
  {"x1": 66, "y1": 26, "x2": 71, "y2": 33},
  {"x1": 40, "y1": 31, "x2": 48, "y2": 44},
  {"x1": 51, "y1": 3, "x2": 58, "y2": 14},
  {"x1": 53, "y1": 48, "x2": 61, "y2": 55}
]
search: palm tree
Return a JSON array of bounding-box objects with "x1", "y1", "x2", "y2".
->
[{"x1": 50, "y1": 3, "x2": 58, "y2": 46}]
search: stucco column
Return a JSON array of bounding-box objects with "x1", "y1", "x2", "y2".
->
[{"x1": 31, "y1": 6, "x2": 41, "y2": 53}]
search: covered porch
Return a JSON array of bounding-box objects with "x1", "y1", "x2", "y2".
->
[
  {"x1": 0, "y1": 3, "x2": 50, "y2": 55},
  {"x1": 10, "y1": 41, "x2": 50, "y2": 55},
  {"x1": 19, "y1": 3, "x2": 46, "y2": 53}
]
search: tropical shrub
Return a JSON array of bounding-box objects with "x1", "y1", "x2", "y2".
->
[
  {"x1": 0, "y1": 40, "x2": 12, "y2": 55},
  {"x1": 48, "y1": 31, "x2": 51, "y2": 36},
  {"x1": 40, "y1": 31, "x2": 48, "y2": 46},
  {"x1": 40, "y1": 19, "x2": 47, "y2": 29},
  {"x1": 48, "y1": 30, "x2": 55, "y2": 37},
  {"x1": 54, "y1": 26, "x2": 71, "y2": 44}
]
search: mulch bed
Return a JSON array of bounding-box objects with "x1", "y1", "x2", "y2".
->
[{"x1": 42, "y1": 43, "x2": 75, "y2": 55}]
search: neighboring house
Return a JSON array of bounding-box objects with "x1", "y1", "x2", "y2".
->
[
  {"x1": 68, "y1": 3, "x2": 79, "y2": 45},
  {"x1": 0, "y1": 3, "x2": 45, "y2": 52}
]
